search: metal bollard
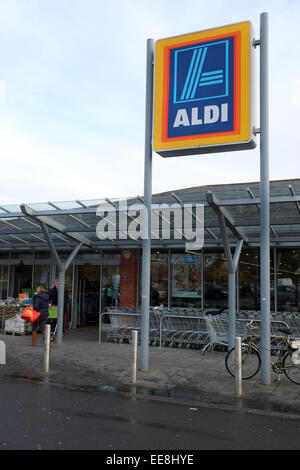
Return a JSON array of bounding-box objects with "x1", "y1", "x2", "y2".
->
[
  {"x1": 0, "y1": 340, "x2": 6, "y2": 364},
  {"x1": 235, "y1": 336, "x2": 242, "y2": 397},
  {"x1": 131, "y1": 330, "x2": 138, "y2": 384},
  {"x1": 44, "y1": 324, "x2": 51, "y2": 373}
]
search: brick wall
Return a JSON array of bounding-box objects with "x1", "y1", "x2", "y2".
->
[{"x1": 119, "y1": 250, "x2": 138, "y2": 308}]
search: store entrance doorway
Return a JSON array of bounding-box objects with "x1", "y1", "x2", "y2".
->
[
  {"x1": 76, "y1": 265, "x2": 120, "y2": 327},
  {"x1": 78, "y1": 266, "x2": 100, "y2": 324}
]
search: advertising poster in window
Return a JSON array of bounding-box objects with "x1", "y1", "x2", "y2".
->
[{"x1": 172, "y1": 255, "x2": 201, "y2": 298}]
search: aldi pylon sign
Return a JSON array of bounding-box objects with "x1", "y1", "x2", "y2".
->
[{"x1": 153, "y1": 21, "x2": 256, "y2": 157}]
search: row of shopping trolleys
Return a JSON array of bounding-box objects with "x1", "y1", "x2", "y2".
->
[{"x1": 102, "y1": 307, "x2": 300, "y2": 352}]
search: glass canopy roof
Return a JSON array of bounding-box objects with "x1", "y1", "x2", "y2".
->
[{"x1": 0, "y1": 178, "x2": 299, "y2": 251}]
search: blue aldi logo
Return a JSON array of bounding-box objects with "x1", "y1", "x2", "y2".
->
[
  {"x1": 168, "y1": 36, "x2": 235, "y2": 138},
  {"x1": 174, "y1": 40, "x2": 229, "y2": 103}
]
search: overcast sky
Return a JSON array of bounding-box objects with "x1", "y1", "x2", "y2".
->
[{"x1": 0, "y1": 0, "x2": 299, "y2": 205}]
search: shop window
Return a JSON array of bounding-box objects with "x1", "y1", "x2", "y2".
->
[
  {"x1": 171, "y1": 252, "x2": 202, "y2": 308},
  {"x1": 77, "y1": 265, "x2": 99, "y2": 324},
  {"x1": 239, "y1": 250, "x2": 260, "y2": 311},
  {"x1": 239, "y1": 249, "x2": 274, "y2": 312},
  {"x1": 204, "y1": 251, "x2": 228, "y2": 309},
  {"x1": 102, "y1": 266, "x2": 120, "y2": 320},
  {"x1": 13, "y1": 264, "x2": 32, "y2": 298},
  {"x1": 277, "y1": 249, "x2": 300, "y2": 312},
  {"x1": 33, "y1": 265, "x2": 50, "y2": 290},
  {"x1": 0, "y1": 265, "x2": 8, "y2": 299},
  {"x1": 151, "y1": 252, "x2": 168, "y2": 307},
  {"x1": 54, "y1": 265, "x2": 73, "y2": 322}
]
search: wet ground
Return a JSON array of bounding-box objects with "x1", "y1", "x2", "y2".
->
[
  {"x1": 1, "y1": 327, "x2": 300, "y2": 419},
  {"x1": 2, "y1": 374, "x2": 300, "y2": 450}
]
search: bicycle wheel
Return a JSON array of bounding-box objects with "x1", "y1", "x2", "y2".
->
[
  {"x1": 283, "y1": 351, "x2": 300, "y2": 385},
  {"x1": 225, "y1": 344, "x2": 261, "y2": 379}
]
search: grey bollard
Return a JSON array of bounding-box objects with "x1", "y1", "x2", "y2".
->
[
  {"x1": 235, "y1": 336, "x2": 242, "y2": 396},
  {"x1": 44, "y1": 324, "x2": 51, "y2": 373},
  {"x1": 131, "y1": 330, "x2": 138, "y2": 384},
  {"x1": 0, "y1": 340, "x2": 6, "y2": 364}
]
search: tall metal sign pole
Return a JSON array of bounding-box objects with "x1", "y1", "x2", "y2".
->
[
  {"x1": 259, "y1": 12, "x2": 271, "y2": 385},
  {"x1": 140, "y1": 39, "x2": 154, "y2": 371},
  {"x1": 143, "y1": 18, "x2": 270, "y2": 385}
]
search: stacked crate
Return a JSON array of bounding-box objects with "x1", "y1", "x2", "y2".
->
[{"x1": 4, "y1": 314, "x2": 32, "y2": 335}]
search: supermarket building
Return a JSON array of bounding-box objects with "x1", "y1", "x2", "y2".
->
[{"x1": 0, "y1": 178, "x2": 300, "y2": 330}]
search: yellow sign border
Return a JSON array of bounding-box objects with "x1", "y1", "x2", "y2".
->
[{"x1": 153, "y1": 21, "x2": 255, "y2": 155}]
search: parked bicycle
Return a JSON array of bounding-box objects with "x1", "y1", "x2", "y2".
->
[{"x1": 225, "y1": 320, "x2": 300, "y2": 385}]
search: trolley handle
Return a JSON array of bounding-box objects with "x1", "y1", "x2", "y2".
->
[{"x1": 247, "y1": 320, "x2": 259, "y2": 330}]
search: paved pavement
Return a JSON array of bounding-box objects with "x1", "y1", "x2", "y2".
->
[{"x1": 1, "y1": 326, "x2": 300, "y2": 418}]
